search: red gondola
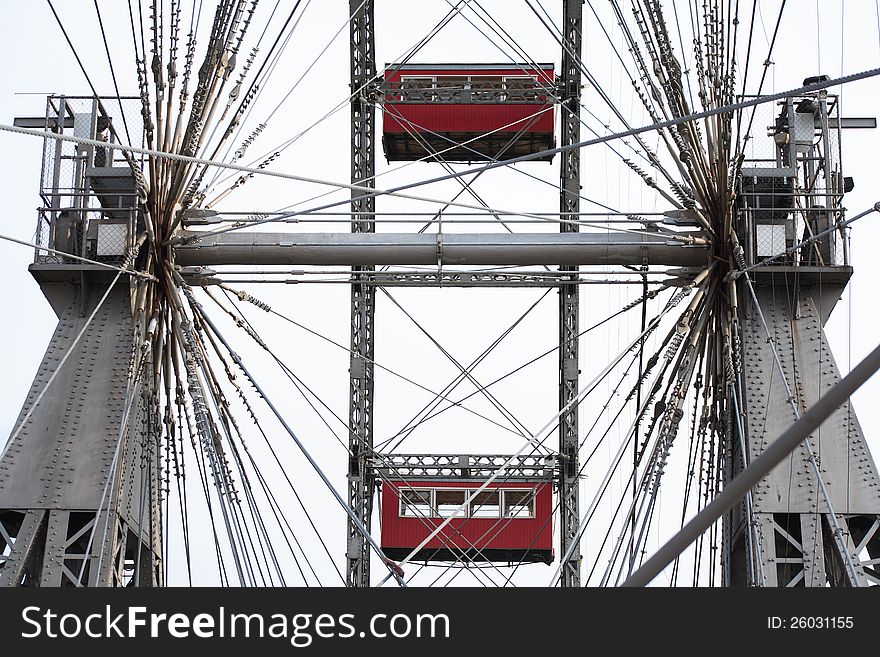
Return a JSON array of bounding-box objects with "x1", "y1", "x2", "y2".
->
[
  {"x1": 380, "y1": 477, "x2": 554, "y2": 564},
  {"x1": 381, "y1": 63, "x2": 555, "y2": 162}
]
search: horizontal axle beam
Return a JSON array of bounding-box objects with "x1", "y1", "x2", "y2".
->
[{"x1": 174, "y1": 231, "x2": 706, "y2": 267}]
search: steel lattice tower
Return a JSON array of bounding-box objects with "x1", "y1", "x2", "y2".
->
[
  {"x1": 346, "y1": 0, "x2": 378, "y2": 588},
  {"x1": 557, "y1": 0, "x2": 583, "y2": 588}
]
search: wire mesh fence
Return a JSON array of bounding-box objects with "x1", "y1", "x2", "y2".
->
[
  {"x1": 33, "y1": 207, "x2": 135, "y2": 267},
  {"x1": 738, "y1": 94, "x2": 846, "y2": 267},
  {"x1": 39, "y1": 96, "x2": 144, "y2": 203},
  {"x1": 34, "y1": 96, "x2": 143, "y2": 267}
]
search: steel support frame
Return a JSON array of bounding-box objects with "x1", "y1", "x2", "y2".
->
[
  {"x1": 0, "y1": 279, "x2": 161, "y2": 587},
  {"x1": 727, "y1": 284, "x2": 880, "y2": 586},
  {"x1": 558, "y1": 0, "x2": 583, "y2": 587},
  {"x1": 373, "y1": 454, "x2": 557, "y2": 480},
  {"x1": 346, "y1": 0, "x2": 377, "y2": 588}
]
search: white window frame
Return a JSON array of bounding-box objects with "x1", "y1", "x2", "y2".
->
[
  {"x1": 502, "y1": 488, "x2": 537, "y2": 518},
  {"x1": 501, "y1": 75, "x2": 538, "y2": 89},
  {"x1": 399, "y1": 75, "x2": 437, "y2": 86},
  {"x1": 397, "y1": 76, "x2": 437, "y2": 101},
  {"x1": 399, "y1": 487, "x2": 434, "y2": 518},
  {"x1": 434, "y1": 488, "x2": 469, "y2": 518},
  {"x1": 397, "y1": 485, "x2": 539, "y2": 519},
  {"x1": 469, "y1": 488, "x2": 502, "y2": 518}
]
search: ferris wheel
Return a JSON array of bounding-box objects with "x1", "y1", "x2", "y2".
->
[{"x1": 0, "y1": 0, "x2": 879, "y2": 588}]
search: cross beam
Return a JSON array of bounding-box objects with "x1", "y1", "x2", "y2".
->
[{"x1": 174, "y1": 231, "x2": 706, "y2": 267}]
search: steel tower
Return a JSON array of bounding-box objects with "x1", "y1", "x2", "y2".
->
[{"x1": 0, "y1": 97, "x2": 160, "y2": 586}]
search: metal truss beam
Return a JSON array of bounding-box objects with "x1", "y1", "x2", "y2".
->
[
  {"x1": 340, "y1": 272, "x2": 581, "y2": 287},
  {"x1": 558, "y1": 0, "x2": 583, "y2": 588},
  {"x1": 0, "y1": 510, "x2": 46, "y2": 586},
  {"x1": 175, "y1": 231, "x2": 706, "y2": 267},
  {"x1": 346, "y1": 0, "x2": 377, "y2": 588},
  {"x1": 373, "y1": 454, "x2": 556, "y2": 480}
]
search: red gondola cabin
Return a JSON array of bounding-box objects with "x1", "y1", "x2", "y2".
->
[
  {"x1": 381, "y1": 479, "x2": 554, "y2": 564},
  {"x1": 382, "y1": 63, "x2": 556, "y2": 162}
]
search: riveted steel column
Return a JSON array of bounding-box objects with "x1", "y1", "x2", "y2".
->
[
  {"x1": 346, "y1": 0, "x2": 377, "y2": 587},
  {"x1": 558, "y1": 0, "x2": 583, "y2": 587},
  {"x1": 0, "y1": 279, "x2": 161, "y2": 586},
  {"x1": 729, "y1": 285, "x2": 880, "y2": 587}
]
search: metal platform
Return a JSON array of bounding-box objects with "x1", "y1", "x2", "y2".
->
[
  {"x1": 86, "y1": 166, "x2": 138, "y2": 219},
  {"x1": 373, "y1": 454, "x2": 556, "y2": 481}
]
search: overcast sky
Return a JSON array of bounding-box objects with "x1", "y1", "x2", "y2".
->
[{"x1": 1, "y1": 1, "x2": 879, "y2": 586}]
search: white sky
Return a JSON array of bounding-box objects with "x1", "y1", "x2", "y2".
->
[{"x1": 1, "y1": 1, "x2": 879, "y2": 586}]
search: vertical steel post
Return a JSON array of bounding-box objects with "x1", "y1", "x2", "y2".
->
[
  {"x1": 346, "y1": 0, "x2": 377, "y2": 587},
  {"x1": 558, "y1": 0, "x2": 583, "y2": 587}
]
